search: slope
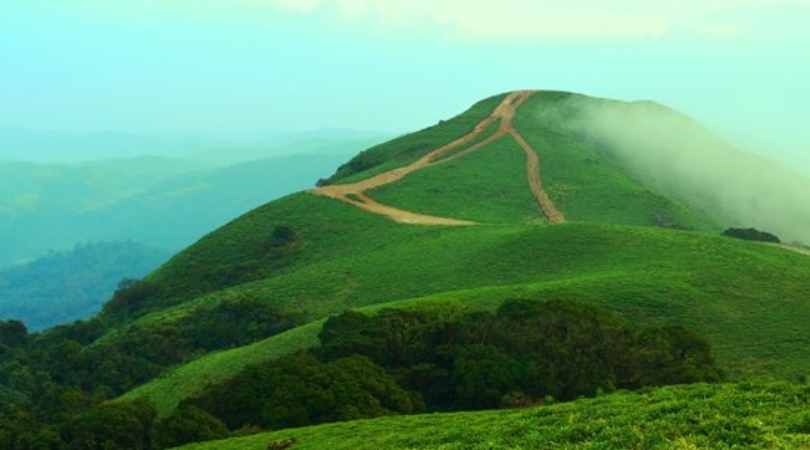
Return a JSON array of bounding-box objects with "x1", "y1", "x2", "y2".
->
[
  {"x1": 173, "y1": 381, "x2": 810, "y2": 450},
  {"x1": 24, "y1": 89, "x2": 793, "y2": 420},
  {"x1": 120, "y1": 223, "x2": 810, "y2": 416}
]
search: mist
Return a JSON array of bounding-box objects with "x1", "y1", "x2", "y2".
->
[{"x1": 534, "y1": 95, "x2": 810, "y2": 245}]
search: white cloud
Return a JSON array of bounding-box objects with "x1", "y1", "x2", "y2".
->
[{"x1": 263, "y1": 0, "x2": 810, "y2": 40}]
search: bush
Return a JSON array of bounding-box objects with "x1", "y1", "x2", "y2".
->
[
  {"x1": 61, "y1": 400, "x2": 156, "y2": 450},
  {"x1": 187, "y1": 353, "x2": 423, "y2": 430},
  {"x1": 153, "y1": 406, "x2": 228, "y2": 449},
  {"x1": 0, "y1": 320, "x2": 28, "y2": 348},
  {"x1": 722, "y1": 228, "x2": 781, "y2": 243}
]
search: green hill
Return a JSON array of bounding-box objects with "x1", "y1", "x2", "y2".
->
[
  {"x1": 4, "y1": 90, "x2": 810, "y2": 449},
  {"x1": 105, "y1": 91, "x2": 810, "y2": 415},
  {"x1": 172, "y1": 381, "x2": 810, "y2": 450}
]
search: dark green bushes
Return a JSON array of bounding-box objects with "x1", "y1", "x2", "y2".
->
[
  {"x1": 187, "y1": 300, "x2": 721, "y2": 435},
  {"x1": 1, "y1": 399, "x2": 229, "y2": 450},
  {"x1": 186, "y1": 352, "x2": 422, "y2": 430},
  {"x1": 152, "y1": 406, "x2": 228, "y2": 450},
  {"x1": 723, "y1": 228, "x2": 781, "y2": 243}
]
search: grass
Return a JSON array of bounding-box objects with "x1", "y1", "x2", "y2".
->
[
  {"x1": 514, "y1": 91, "x2": 717, "y2": 230},
  {"x1": 120, "y1": 222, "x2": 810, "y2": 416},
  {"x1": 368, "y1": 134, "x2": 545, "y2": 224},
  {"x1": 172, "y1": 381, "x2": 810, "y2": 449},
  {"x1": 327, "y1": 93, "x2": 508, "y2": 184}
]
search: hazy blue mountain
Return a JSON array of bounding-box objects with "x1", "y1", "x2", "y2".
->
[
  {"x1": 0, "y1": 132, "x2": 387, "y2": 267},
  {"x1": 0, "y1": 241, "x2": 169, "y2": 330}
]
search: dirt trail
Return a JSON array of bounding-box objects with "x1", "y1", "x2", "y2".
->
[
  {"x1": 311, "y1": 90, "x2": 566, "y2": 225},
  {"x1": 510, "y1": 130, "x2": 566, "y2": 224}
]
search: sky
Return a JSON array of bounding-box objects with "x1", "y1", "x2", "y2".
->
[{"x1": 2, "y1": 0, "x2": 809, "y2": 165}]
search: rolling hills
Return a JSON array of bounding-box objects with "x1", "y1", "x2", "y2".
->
[
  {"x1": 0, "y1": 241, "x2": 169, "y2": 330},
  {"x1": 0, "y1": 133, "x2": 385, "y2": 269},
  {"x1": 110, "y1": 91, "x2": 810, "y2": 420},
  {"x1": 4, "y1": 90, "x2": 810, "y2": 449}
]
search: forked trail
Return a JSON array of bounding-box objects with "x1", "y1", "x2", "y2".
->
[{"x1": 312, "y1": 91, "x2": 566, "y2": 225}]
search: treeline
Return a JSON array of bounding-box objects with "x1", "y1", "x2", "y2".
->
[
  {"x1": 0, "y1": 299, "x2": 722, "y2": 449},
  {"x1": 186, "y1": 300, "x2": 722, "y2": 436},
  {"x1": 0, "y1": 296, "x2": 300, "y2": 450}
]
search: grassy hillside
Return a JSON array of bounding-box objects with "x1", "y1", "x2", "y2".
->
[
  {"x1": 322, "y1": 94, "x2": 507, "y2": 184},
  {"x1": 368, "y1": 135, "x2": 544, "y2": 224},
  {"x1": 106, "y1": 91, "x2": 810, "y2": 421},
  {"x1": 121, "y1": 221, "x2": 810, "y2": 416},
  {"x1": 173, "y1": 381, "x2": 810, "y2": 450}
]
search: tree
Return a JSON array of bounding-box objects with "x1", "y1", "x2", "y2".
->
[
  {"x1": 722, "y1": 228, "x2": 781, "y2": 243},
  {"x1": 0, "y1": 320, "x2": 28, "y2": 348},
  {"x1": 61, "y1": 400, "x2": 156, "y2": 450},
  {"x1": 153, "y1": 406, "x2": 228, "y2": 449}
]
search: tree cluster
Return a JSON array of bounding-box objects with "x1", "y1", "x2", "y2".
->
[
  {"x1": 187, "y1": 300, "x2": 722, "y2": 433},
  {"x1": 722, "y1": 228, "x2": 781, "y2": 243}
]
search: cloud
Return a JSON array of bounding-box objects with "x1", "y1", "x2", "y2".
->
[{"x1": 263, "y1": 0, "x2": 810, "y2": 40}]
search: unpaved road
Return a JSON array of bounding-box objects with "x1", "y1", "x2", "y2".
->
[
  {"x1": 510, "y1": 130, "x2": 566, "y2": 224},
  {"x1": 312, "y1": 90, "x2": 566, "y2": 225}
]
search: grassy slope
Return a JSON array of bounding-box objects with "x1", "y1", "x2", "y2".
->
[
  {"x1": 174, "y1": 381, "x2": 810, "y2": 450},
  {"x1": 121, "y1": 222, "x2": 810, "y2": 415},
  {"x1": 513, "y1": 91, "x2": 717, "y2": 230},
  {"x1": 127, "y1": 95, "x2": 506, "y2": 314},
  {"x1": 112, "y1": 90, "x2": 810, "y2": 421},
  {"x1": 368, "y1": 134, "x2": 545, "y2": 224},
  {"x1": 326, "y1": 94, "x2": 507, "y2": 184}
]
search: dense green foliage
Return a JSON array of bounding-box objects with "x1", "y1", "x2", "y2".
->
[
  {"x1": 0, "y1": 397, "x2": 229, "y2": 450},
  {"x1": 173, "y1": 381, "x2": 810, "y2": 450},
  {"x1": 187, "y1": 353, "x2": 422, "y2": 430},
  {"x1": 0, "y1": 242, "x2": 169, "y2": 330},
  {"x1": 183, "y1": 301, "x2": 718, "y2": 437},
  {"x1": 723, "y1": 227, "x2": 781, "y2": 243}
]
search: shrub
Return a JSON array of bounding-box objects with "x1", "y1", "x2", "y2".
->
[
  {"x1": 153, "y1": 406, "x2": 228, "y2": 449},
  {"x1": 187, "y1": 353, "x2": 423, "y2": 430},
  {"x1": 61, "y1": 400, "x2": 156, "y2": 450},
  {"x1": 722, "y1": 228, "x2": 781, "y2": 243},
  {"x1": 0, "y1": 320, "x2": 28, "y2": 348}
]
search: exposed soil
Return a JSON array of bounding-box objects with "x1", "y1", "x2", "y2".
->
[{"x1": 311, "y1": 91, "x2": 566, "y2": 226}]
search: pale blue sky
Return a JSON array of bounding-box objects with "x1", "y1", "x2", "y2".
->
[{"x1": 2, "y1": 1, "x2": 809, "y2": 163}]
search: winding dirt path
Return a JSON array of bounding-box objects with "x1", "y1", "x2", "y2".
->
[
  {"x1": 311, "y1": 90, "x2": 566, "y2": 225},
  {"x1": 510, "y1": 130, "x2": 566, "y2": 224}
]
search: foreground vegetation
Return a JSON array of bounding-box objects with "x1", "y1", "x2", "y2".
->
[{"x1": 174, "y1": 381, "x2": 810, "y2": 450}]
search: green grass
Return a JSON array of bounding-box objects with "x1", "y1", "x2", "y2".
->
[
  {"x1": 327, "y1": 93, "x2": 508, "y2": 184},
  {"x1": 121, "y1": 222, "x2": 810, "y2": 416},
  {"x1": 368, "y1": 134, "x2": 545, "y2": 224},
  {"x1": 172, "y1": 381, "x2": 810, "y2": 449},
  {"x1": 514, "y1": 92, "x2": 717, "y2": 230}
]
